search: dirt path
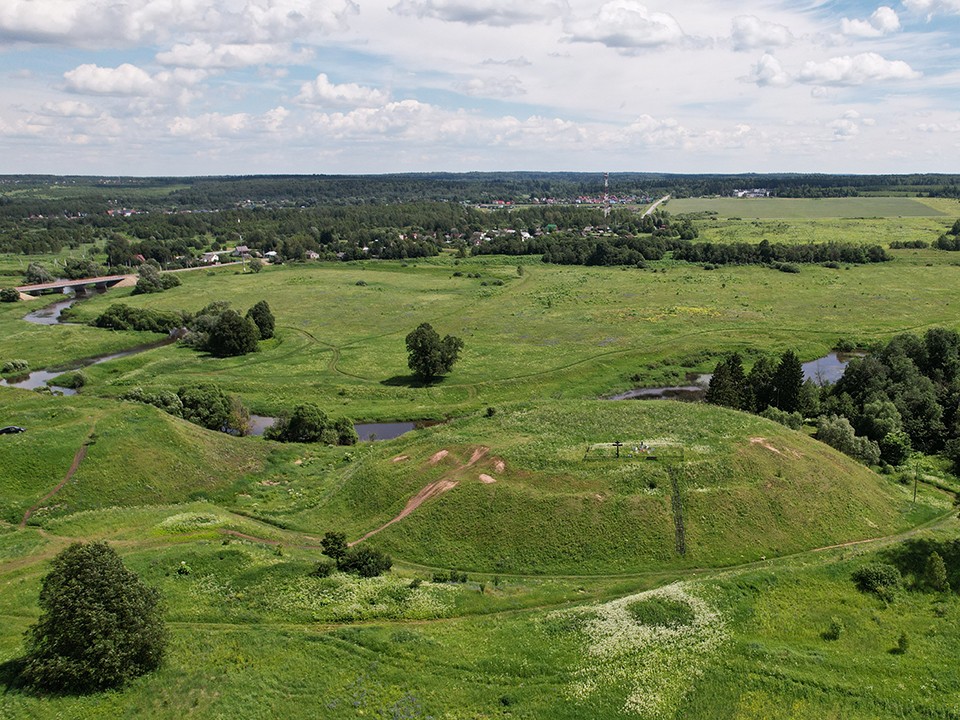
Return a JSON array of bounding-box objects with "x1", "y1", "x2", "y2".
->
[
  {"x1": 19, "y1": 432, "x2": 93, "y2": 529},
  {"x1": 350, "y1": 446, "x2": 491, "y2": 546}
]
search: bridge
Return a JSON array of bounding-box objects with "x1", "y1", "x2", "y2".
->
[{"x1": 15, "y1": 274, "x2": 135, "y2": 296}]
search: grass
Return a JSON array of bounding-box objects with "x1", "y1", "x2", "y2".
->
[
  {"x1": 232, "y1": 400, "x2": 947, "y2": 575},
  {"x1": 3, "y1": 207, "x2": 960, "y2": 717},
  {"x1": 13, "y1": 249, "x2": 959, "y2": 422},
  {"x1": 666, "y1": 196, "x2": 952, "y2": 219}
]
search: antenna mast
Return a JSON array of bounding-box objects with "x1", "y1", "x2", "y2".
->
[{"x1": 603, "y1": 172, "x2": 610, "y2": 219}]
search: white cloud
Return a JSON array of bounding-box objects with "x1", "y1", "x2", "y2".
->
[
  {"x1": 903, "y1": 0, "x2": 960, "y2": 17},
  {"x1": 730, "y1": 15, "x2": 793, "y2": 51},
  {"x1": 169, "y1": 112, "x2": 251, "y2": 139},
  {"x1": 0, "y1": 0, "x2": 357, "y2": 47},
  {"x1": 39, "y1": 100, "x2": 99, "y2": 118},
  {"x1": 748, "y1": 53, "x2": 792, "y2": 87},
  {"x1": 841, "y1": 6, "x2": 900, "y2": 37},
  {"x1": 156, "y1": 41, "x2": 312, "y2": 69},
  {"x1": 296, "y1": 74, "x2": 389, "y2": 108},
  {"x1": 458, "y1": 75, "x2": 525, "y2": 98},
  {"x1": 389, "y1": 0, "x2": 564, "y2": 27},
  {"x1": 797, "y1": 52, "x2": 920, "y2": 86},
  {"x1": 63, "y1": 63, "x2": 155, "y2": 96},
  {"x1": 565, "y1": 1, "x2": 687, "y2": 52}
]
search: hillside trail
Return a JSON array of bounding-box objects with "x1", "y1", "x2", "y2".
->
[
  {"x1": 19, "y1": 424, "x2": 97, "y2": 529},
  {"x1": 349, "y1": 446, "x2": 490, "y2": 546}
]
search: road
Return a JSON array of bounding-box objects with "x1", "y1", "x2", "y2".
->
[{"x1": 643, "y1": 194, "x2": 671, "y2": 217}]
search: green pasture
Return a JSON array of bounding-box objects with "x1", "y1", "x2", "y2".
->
[
  {"x1": 17, "y1": 252, "x2": 959, "y2": 420},
  {"x1": 666, "y1": 196, "x2": 953, "y2": 219},
  {"x1": 1, "y1": 508, "x2": 959, "y2": 718}
]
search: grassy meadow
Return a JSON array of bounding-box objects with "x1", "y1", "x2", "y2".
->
[
  {"x1": 4, "y1": 201, "x2": 960, "y2": 718},
  {"x1": 9, "y1": 244, "x2": 959, "y2": 421}
]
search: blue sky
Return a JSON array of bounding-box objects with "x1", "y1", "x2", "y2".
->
[{"x1": 0, "y1": 0, "x2": 958, "y2": 175}]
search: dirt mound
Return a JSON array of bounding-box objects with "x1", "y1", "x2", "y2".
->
[
  {"x1": 493, "y1": 458, "x2": 505, "y2": 473},
  {"x1": 466, "y1": 446, "x2": 489, "y2": 466},
  {"x1": 429, "y1": 450, "x2": 449, "y2": 465}
]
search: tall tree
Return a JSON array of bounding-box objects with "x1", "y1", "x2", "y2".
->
[
  {"x1": 706, "y1": 353, "x2": 750, "y2": 410},
  {"x1": 245, "y1": 300, "x2": 275, "y2": 340},
  {"x1": 22, "y1": 542, "x2": 167, "y2": 693},
  {"x1": 405, "y1": 322, "x2": 464, "y2": 381},
  {"x1": 772, "y1": 350, "x2": 804, "y2": 412}
]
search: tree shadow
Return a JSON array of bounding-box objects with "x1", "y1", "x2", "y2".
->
[
  {"x1": 880, "y1": 537, "x2": 960, "y2": 588},
  {"x1": 0, "y1": 656, "x2": 28, "y2": 694},
  {"x1": 380, "y1": 375, "x2": 448, "y2": 388}
]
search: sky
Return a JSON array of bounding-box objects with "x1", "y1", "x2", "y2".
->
[{"x1": 1, "y1": 0, "x2": 959, "y2": 176}]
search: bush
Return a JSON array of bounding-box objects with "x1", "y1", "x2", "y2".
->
[
  {"x1": 823, "y1": 616, "x2": 844, "y2": 641},
  {"x1": 852, "y1": 563, "x2": 902, "y2": 600},
  {"x1": 760, "y1": 406, "x2": 803, "y2": 430},
  {"x1": 925, "y1": 551, "x2": 950, "y2": 592},
  {"x1": 310, "y1": 560, "x2": 337, "y2": 578},
  {"x1": 93, "y1": 304, "x2": 186, "y2": 334},
  {"x1": 245, "y1": 300, "x2": 275, "y2": 340},
  {"x1": 338, "y1": 546, "x2": 392, "y2": 578},
  {"x1": 266, "y1": 404, "x2": 355, "y2": 445},
  {"x1": 0, "y1": 287, "x2": 20, "y2": 302},
  {"x1": 120, "y1": 387, "x2": 184, "y2": 417},
  {"x1": 176, "y1": 383, "x2": 247, "y2": 433},
  {"x1": 51, "y1": 371, "x2": 87, "y2": 390},
  {"x1": 894, "y1": 631, "x2": 910, "y2": 655},
  {"x1": 21, "y1": 542, "x2": 167, "y2": 693},
  {"x1": 2, "y1": 359, "x2": 29, "y2": 374}
]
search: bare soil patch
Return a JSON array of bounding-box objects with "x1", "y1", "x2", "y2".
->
[
  {"x1": 392, "y1": 454, "x2": 410, "y2": 463},
  {"x1": 750, "y1": 437, "x2": 783, "y2": 455},
  {"x1": 351, "y1": 479, "x2": 458, "y2": 545},
  {"x1": 493, "y1": 458, "x2": 506, "y2": 473},
  {"x1": 428, "y1": 450, "x2": 449, "y2": 465},
  {"x1": 479, "y1": 474, "x2": 496, "y2": 484}
]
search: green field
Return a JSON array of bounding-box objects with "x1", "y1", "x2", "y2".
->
[
  {"x1": 5, "y1": 204, "x2": 960, "y2": 718},
  {"x1": 666, "y1": 196, "x2": 953, "y2": 219},
  {"x1": 6, "y1": 249, "x2": 957, "y2": 421}
]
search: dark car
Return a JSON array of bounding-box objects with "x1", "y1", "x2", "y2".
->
[{"x1": 0, "y1": 426, "x2": 25, "y2": 434}]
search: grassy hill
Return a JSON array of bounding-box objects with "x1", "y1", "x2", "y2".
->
[
  {"x1": 0, "y1": 390, "x2": 267, "y2": 524},
  {"x1": 270, "y1": 400, "x2": 946, "y2": 575}
]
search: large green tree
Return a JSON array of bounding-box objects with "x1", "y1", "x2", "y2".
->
[
  {"x1": 207, "y1": 309, "x2": 260, "y2": 357},
  {"x1": 22, "y1": 542, "x2": 167, "y2": 693},
  {"x1": 405, "y1": 322, "x2": 464, "y2": 381},
  {"x1": 772, "y1": 350, "x2": 804, "y2": 413},
  {"x1": 245, "y1": 300, "x2": 275, "y2": 340}
]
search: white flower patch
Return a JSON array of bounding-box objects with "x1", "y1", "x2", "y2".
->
[
  {"x1": 270, "y1": 574, "x2": 457, "y2": 622},
  {"x1": 552, "y1": 582, "x2": 726, "y2": 718}
]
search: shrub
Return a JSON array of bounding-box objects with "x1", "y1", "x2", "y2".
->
[
  {"x1": 51, "y1": 370, "x2": 87, "y2": 390},
  {"x1": 760, "y1": 406, "x2": 803, "y2": 430},
  {"x1": 320, "y1": 531, "x2": 348, "y2": 562},
  {"x1": 0, "y1": 287, "x2": 20, "y2": 302},
  {"x1": 894, "y1": 631, "x2": 910, "y2": 655},
  {"x1": 93, "y1": 304, "x2": 186, "y2": 334},
  {"x1": 823, "y1": 616, "x2": 844, "y2": 641},
  {"x1": 925, "y1": 551, "x2": 950, "y2": 592},
  {"x1": 2, "y1": 359, "x2": 29, "y2": 374},
  {"x1": 21, "y1": 542, "x2": 167, "y2": 693},
  {"x1": 852, "y1": 563, "x2": 902, "y2": 599},
  {"x1": 120, "y1": 387, "x2": 184, "y2": 417},
  {"x1": 310, "y1": 560, "x2": 337, "y2": 578},
  {"x1": 338, "y1": 546, "x2": 392, "y2": 578}
]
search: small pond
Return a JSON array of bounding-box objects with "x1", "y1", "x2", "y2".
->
[
  {"x1": 249, "y1": 415, "x2": 421, "y2": 442},
  {"x1": 610, "y1": 352, "x2": 861, "y2": 402}
]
